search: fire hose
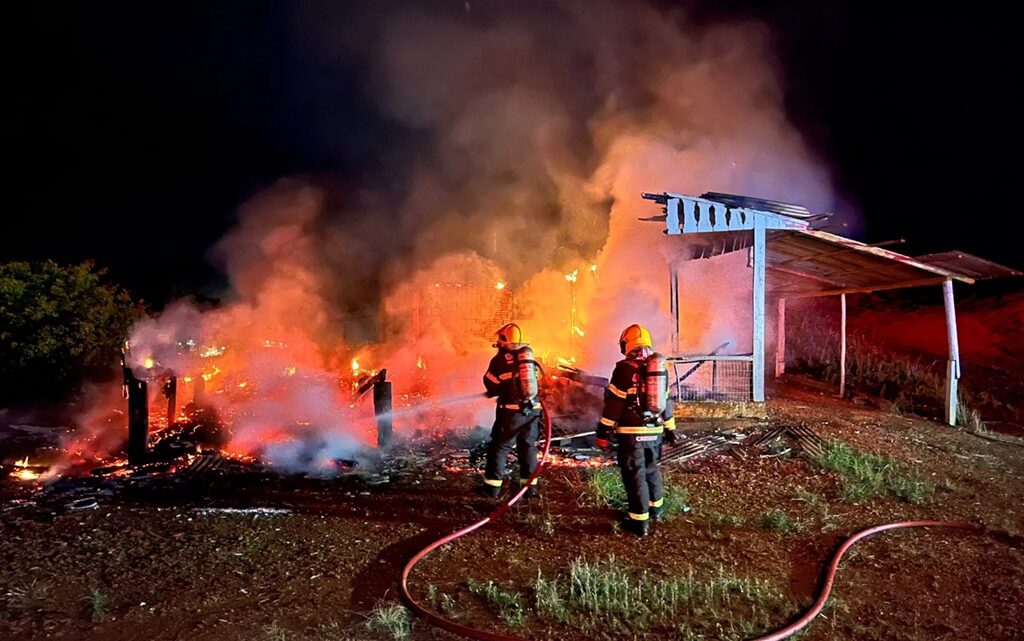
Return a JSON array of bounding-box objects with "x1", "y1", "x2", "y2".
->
[
  {"x1": 398, "y1": 400, "x2": 554, "y2": 641},
  {"x1": 747, "y1": 520, "x2": 984, "y2": 641},
  {"x1": 399, "y1": 406, "x2": 994, "y2": 641}
]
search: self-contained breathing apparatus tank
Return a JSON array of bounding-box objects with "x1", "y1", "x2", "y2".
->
[
  {"x1": 513, "y1": 345, "x2": 540, "y2": 411},
  {"x1": 641, "y1": 352, "x2": 668, "y2": 421}
]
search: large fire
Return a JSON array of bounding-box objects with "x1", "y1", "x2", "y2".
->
[{"x1": 42, "y1": 0, "x2": 837, "y2": 479}]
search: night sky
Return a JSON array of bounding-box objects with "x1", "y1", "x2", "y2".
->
[{"x1": 4, "y1": 1, "x2": 1021, "y2": 304}]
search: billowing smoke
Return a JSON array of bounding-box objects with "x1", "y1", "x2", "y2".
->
[{"x1": 75, "y1": 1, "x2": 840, "y2": 471}]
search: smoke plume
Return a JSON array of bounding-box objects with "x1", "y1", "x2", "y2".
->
[{"x1": 76, "y1": 1, "x2": 840, "y2": 471}]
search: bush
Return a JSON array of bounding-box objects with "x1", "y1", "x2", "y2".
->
[{"x1": 0, "y1": 261, "x2": 138, "y2": 406}]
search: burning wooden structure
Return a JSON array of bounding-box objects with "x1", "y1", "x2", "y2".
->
[{"x1": 643, "y1": 191, "x2": 1021, "y2": 425}]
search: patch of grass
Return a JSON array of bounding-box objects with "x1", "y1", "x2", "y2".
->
[
  {"x1": 425, "y1": 584, "x2": 458, "y2": 618},
  {"x1": 581, "y1": 467, "x2": 628, "y2": 510},
  {"x1": 519, "y1": 496, "x2": 556, "y2": 537},
  {"x1": 890, "y1": 475, "x2": 929, "y2": 504},
  {"x1": 657, "y1": 484, "x2": 690, "y2": 522},
  {"x1": 439, "y1": 593, "x2": 457, "y2": 617},
  {"x1": 4, "y1": 578, "x2": 52, "y2": 612},
  {"x1": 364, "y1": 601, "x2": 411, "y2": 640},
  {"x1": 704, "y1": 510, "x2": 746, "y2": 527},
  {"x1": 88, "y1": 587, "x2": 108, "y2": 620},
  {"x1": 531, "y1": 556, "x2": 790, "y2": 637},
  {"x1": 262, "y1": 622, "x2": 288, "y2": 641},
  {"x1": 957, "y1": 399, "x2": 989, "y2": 433},
  {"x1": 813, "y1": 442, "x2": 932, "y2": 504},
  {"x1": 579, "y1": 468, "x2": 689, "y2": 520},
  {"x1": 534, "y1": 571, "x2": 569, "y2": 623},
  {"x1": 793, "y1": 486, "x2": 826, "y2": 511},
  {"x1": 467, "y1": 579, "x2": 527, "y2": 627},
  {"x1": 760, "y1": 510, "x2": 799, "y2": 534}
]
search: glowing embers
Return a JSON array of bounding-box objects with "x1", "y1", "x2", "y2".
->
[
  {"x1": 200, "y1": 345, "x2": 227, "y2": 358},
  {"x1": 12, "y1": 457, "x2": 42, "y2": 482}
]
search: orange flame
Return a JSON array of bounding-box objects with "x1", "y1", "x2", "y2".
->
[{"x1": 13, "y1": 457, "x2": 40, "y2": 482}]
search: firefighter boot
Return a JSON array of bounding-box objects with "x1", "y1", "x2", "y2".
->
[
  {"x1": 650, "y1": 506, "x2": 665, "y2": 521},
  {"x1": 478, "y1": 481, "x2": 502, "y2": 499},
  {"x1": 623, "y1": 518, "x2": 650, "y2": 537}
]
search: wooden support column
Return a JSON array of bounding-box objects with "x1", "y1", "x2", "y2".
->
[
  {"x1": 752, "y1": 216, "x2": 766, "y2": 402},
  {"x1": 839, "y1": 293, "x2": 847, "y2": 397},
  {"x1": 126, "y1": 377, "x2": 148, "y2": 466},
  {"x1": 775, "y1": 298, "x2": 786, "y2": 378},
  {"x1": 374, "y1": 376, "x2": 394, "y2": 449},
  {"x1": 943, "y1": 278, "x2": 961, "y2": 425},
  {"x1": 164, "y1": 375, "x2": 177, "y2": 425},
  {"x1": 669, "y1": 263, "x2": 680, "y2": 354}
]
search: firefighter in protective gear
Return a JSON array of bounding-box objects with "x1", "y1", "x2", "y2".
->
[
  {"x1": 480, "y1": 323, "x2": 543, "y2": 498},
  {"x1": 595, "y1": 324, "x2": 677, "y2": 536}
]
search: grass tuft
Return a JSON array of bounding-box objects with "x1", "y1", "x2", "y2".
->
[
  {"x1": 760, "y1": 510, "x2": 799, "y2": 534},
  {"x1": 467, "y1": 579, "x2": 527, "y2": 627},
  {"x1": 530, "y1": 556, "x2": 789, "y2": 637},
  {"x1": 813, "y1": 442, "x2": 932, "y2": 504},
  {"x1": 579, "y1": 468, "x2": 688, "y2": 520},
  {"x1": 364, "y1": 601, "x2": 411, "y2": 640}
]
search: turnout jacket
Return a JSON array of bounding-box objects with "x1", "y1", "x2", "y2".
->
[
  {"x1": 483, "y1": 348, "x2": 540, "y2": 410},
  {"x1": 597, "y1": 357, "x2": 675, "y2": 437}
]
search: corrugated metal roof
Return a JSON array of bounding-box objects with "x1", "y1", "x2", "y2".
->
[
  {"x1": 765, "y1": 229, "x2": 974, "y2": 298},
  {"x1": 643, "y1": 191, "x2": 1017, "y2": 298},
  {"x1": 915, "y1": 251, "x2": 1022, "y2": 280},
  {"x1": 699, "y1": 192, "x2": 812, "y2": 219}
]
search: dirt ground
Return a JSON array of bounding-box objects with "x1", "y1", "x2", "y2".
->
[{"x1": 2, "y1": 378, "x2": 1023, "y2": 641}]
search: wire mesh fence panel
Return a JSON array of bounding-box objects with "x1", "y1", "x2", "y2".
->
[{"x1": 671, "y1": 357, "x2": 753, "y2": 402}]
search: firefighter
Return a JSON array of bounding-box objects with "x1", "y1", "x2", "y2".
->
[
  {"x1": 595, "y1": 324, "x2": 677, "y2": 536},
  {"x1": 480, "y1": 323, "x2": 543, "y2": 499}
]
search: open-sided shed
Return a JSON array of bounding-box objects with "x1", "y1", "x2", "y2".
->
[{"x1": 642, "y1": 191, "x2": 1021, "y2": 425}]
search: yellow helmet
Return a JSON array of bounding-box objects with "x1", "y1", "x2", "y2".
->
[
  {"x1": 495, "y1": 323, "x2": 524, "y2": 349},
  {"x1": 619, "y1": 324, "x2": 652, "y2": 355}
]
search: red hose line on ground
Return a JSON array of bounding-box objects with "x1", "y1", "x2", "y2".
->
[
  {"x1": 400, "y1": 411, "x2": 985, "y2": 641},
  {"x1": 749, "y1": 520, "x2": 983, "y2": 641},
  {"x1": 398, "y1": 402, "x2": 553, "y2": 641}
]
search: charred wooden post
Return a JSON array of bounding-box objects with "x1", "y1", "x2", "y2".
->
[
  {"x1": 125, "y1": 370, "x2": 149, "y2": 465},
  {"x1": 372, "y1": 369, "x2": 393, "y2": 449},
  {"x1": 164, "y1": 375, "x2": 177, "y2": 424},
  {"x1": 193, "y1": 375, "x2": 205, "y2": 407}
]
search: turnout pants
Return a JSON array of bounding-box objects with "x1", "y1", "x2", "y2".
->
[
  {"x1": 616, "y1": 434, "x2": 664, "y2": 521},
  {"x1": 484, "y1": 409, "x2": 540, "y2": 487}
]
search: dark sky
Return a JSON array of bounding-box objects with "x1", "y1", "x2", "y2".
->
[{"x1": 3, "y1": 1, "x2": 1021, "y2": 304}]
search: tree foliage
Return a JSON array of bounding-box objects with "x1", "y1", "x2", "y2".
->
[{"x1": 0, "y1": 261, "x2": 139, "y2": 406}]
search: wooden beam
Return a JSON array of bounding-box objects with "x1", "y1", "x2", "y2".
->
[
  {"x1": 768, "y1": 263, "x2": 844, "y2": 286},
  {"x1": 775, "y1": 298, "x2": 786, "y2": 378},
  {"x1": 752, "y1": 216, "x2": 766, "y2": 402},
  {"x1": 943, "y1": 278, "x2": 961, "y2": 426},
  {"x1": 839, "y1": 294, "x2": 847, "y2": 397},
  {"x1": 773, "y1": 238, "x2": 906, "y2": 267},
  {"x1": 771, "y1": 277, "x2": 954, "y2": 299}
]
